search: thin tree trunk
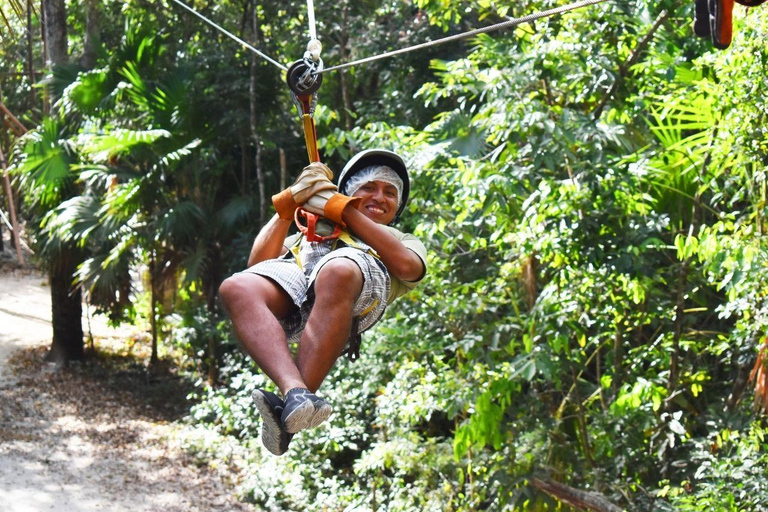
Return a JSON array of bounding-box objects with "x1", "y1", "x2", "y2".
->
[
  {"x1": 571, "y1": 366, "x2": 595, "y2": 468},
  {"x1": 339, "y1": 3, "x2": 354, "y2": 131},
  {"x1": 0, "y1": 102, "x2": 27, "y2": 136},
  {"x1": 668, "y1": 128, "x2": 716, "y2": 396},
  {"x1": 611, "y1": 329, "x2": 623, "y2": 398},
  {"x1": 26, "y1": 0, "x2": 36, "y2": 104},
  {"x1": 40, "y1": 0, "x2": 47, "y2": 69},
  {"x1": 42, "y1": 0, "x2": 68, "y2": 67},
  {"x1": 203, "y1": 250, "x2": 222, "y2": 385},
  {"x1": 250, "y1": 0, "x2": 267, "y2": 226},
  {"x1": 0, "y1": 145, "x2": 23, "y2": 264},
  {"x1": 249, "y1": 0, "x2": 266, "y2": 225},
  {"x1": 0, "y1": 90, "x2": 6, "y2": 253},
  {"x1": 240, "y1": 133, "x2": 250, "y2": 193},
  {"x1": 279, "y1": 148, "x2": 287, "y2": 190},
  {"x1": 149, "y1": 252, "x2": 159, "y2": 365}
]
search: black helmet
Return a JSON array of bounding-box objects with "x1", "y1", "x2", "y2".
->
[{"x1": 338, "y1": 149, "x2": 410, "y2": 224}]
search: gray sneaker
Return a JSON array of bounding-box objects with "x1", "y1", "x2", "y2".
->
[
  {"x1": 281, "y1": 388, "x2": 333, "y2": 434},
  {"x1": 252, "y1": 389, "x2": 293, "y2": 456}
]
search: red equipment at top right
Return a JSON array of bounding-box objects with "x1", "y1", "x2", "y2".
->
[{"x1": 694, "y1": 0, "x2": 767, "y2": 49}]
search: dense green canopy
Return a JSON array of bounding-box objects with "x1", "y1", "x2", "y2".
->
[{"x1": 3, "y1": 0, "x2": 768, "y2": 510}]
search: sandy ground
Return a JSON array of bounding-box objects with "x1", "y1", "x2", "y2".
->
[{"x1": 0, "y1": 268, "x2": 257, "y2": 512}]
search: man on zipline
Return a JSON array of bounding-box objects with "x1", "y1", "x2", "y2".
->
[{"x1": 219, "y1": 149, "x2": 427, "y2": 455}]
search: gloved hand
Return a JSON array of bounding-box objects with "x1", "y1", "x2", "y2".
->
[
  {"x1": 272, "y1": 162, "x2": 338, "y2": 220},
  {"x1": 303, "y1": 189, "x2": 361, "y2": 227}
]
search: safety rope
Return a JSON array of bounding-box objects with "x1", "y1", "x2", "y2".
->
[
  {"x1": 167, "y1": 0, "x2": 287, "y2": 71},
  {"x1": 319, "y1": 0, "x2": 609, "y2": 74},
  {"x1": 306, "y1": 0, "x2": 318, "y2": 42}
]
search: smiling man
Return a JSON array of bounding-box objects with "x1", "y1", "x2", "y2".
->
[{"x1": 219, "y1": 149, "x2": 427, "y2": 456}]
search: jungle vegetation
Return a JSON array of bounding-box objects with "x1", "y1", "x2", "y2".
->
[{"x1": 2, "y1": 0, "x2": 768, "y2": 510}]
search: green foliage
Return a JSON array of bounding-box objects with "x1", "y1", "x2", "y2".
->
[{"x1": 7, "y1": 0, "x2": 768, "y2": 510}]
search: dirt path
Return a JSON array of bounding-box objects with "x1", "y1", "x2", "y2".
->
[{"x1": 0, "y1": 270, "x2": 257, "y2": 512}]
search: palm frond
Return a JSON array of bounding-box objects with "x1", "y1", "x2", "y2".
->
[
  {"x1": 76, "y1": 251, "x2": 135, "y2": 317},
  {"x1": 213, "y1": 195, "x2": 257, "y2": 232},
  {"x1": 42, "y1": 195, "x2": 102, "y2": 247},
  {"x1": 151, "y1": 138, "x2": 202, "y2": 172},
  {"x1": 64, "y1": 69, "x2": 115, "y2": 114},
  {"x1": 153, "y1": 200, "x2": 205, "y2": 244},
  {"x1": 81, "y1": 128, "x2": 171, "y2": 163},
  {"x1": 10, "y1": 117, "x2": 77, "y2": 207}
]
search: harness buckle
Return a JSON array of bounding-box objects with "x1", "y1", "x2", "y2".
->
[{"x1": 294, "y1": 208, "x2": 342, "y2": 243}]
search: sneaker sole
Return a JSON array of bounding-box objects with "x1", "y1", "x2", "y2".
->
[
  {"x1": 253, "y1": 391, "x2": 290, "y2": 456},
  {"x1": 283, "y1": 399, "x2": 332, "y2": 434}
]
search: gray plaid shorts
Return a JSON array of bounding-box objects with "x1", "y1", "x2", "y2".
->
[{"x1": 240, "y1": 245, "x2": 391, "y2": 344}]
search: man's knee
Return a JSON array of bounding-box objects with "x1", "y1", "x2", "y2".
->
[
  {"x1": 220, "y1": 273, "x2": 292, "y2": 316},
  {"x1": 219, "y1": 275, "x2": 246, "y2": 309},
  {"x1": 315, "y1": 259, "x2": 363, "y2": 300}
]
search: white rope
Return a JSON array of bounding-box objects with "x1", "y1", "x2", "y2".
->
[
  {"x1": 306, "y1": 0, "x2": 317, "y2": 41},
  {"x1": 168, "y1": 0, "x2": 288, "y2": 71},
  {"x1": 319, "y1": 0, "x2": 609, "y2": 74}
]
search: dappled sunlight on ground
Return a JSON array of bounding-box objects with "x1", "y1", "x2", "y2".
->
[{"x1": 0, "y1": 270, "x2": 257, "y2": 512}]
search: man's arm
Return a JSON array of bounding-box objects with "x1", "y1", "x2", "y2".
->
[
  {"x1": 341, "y1": 207, "x2": 425, "y2": 282},
  {"x1": 247, "y1": 213, "x2": 292, "y2": 267}
]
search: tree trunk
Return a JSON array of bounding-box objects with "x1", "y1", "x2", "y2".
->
[
  {"x1": 42, "y1": 0, "x2": 68, "y2": 67},
  {"x1": 26, "y1": 0, "x2": 36, "y2": 104},
  {"x1": 40, "y1": 0, "x2": 48, "y2": 72},
  {"x1": 339, "y1": 3, "x2": 354, "y2": 131},
  {"x1": 0, "y1": 144, "x2": 23, "y2": 264},
  {"x1": 611, "y1": 329, "x2": 623, "y2": 399},
  {"x1": 0, "y1": 95, "x2": 5, "y2": 253},
  {"x1": 249, "y1": 0, "x2": 266, "y2": 225},
  {"x1": 149, "y1": 252, "x2": 159, "y2": 365},
  {"x1": 203, "y1": 246, "x2": 222, "y2": 385},
  {"x1": 530, "y1": 477, "x2": 623, "y2": 512},
  {"x1": 80, "y1": 0, "x2": 101, "y2": 69},
  {"x1": 45, "y1": 249, "x2": 84, "y2": 365}
]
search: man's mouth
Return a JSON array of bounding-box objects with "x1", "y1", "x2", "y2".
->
[{"x1": 366, "y1": 204, "x2": 386, "y2": 215}]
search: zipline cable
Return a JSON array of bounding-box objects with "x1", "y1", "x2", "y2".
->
[
  {"x1": 319, "y1": 0, "x2": 609, "y2": 74},
  {"x1": 167, "y1": 0, "x2": 607, "y2": 76},
  {"x1": 167, "y1": 0, "x2": 287, "y2": 71}
]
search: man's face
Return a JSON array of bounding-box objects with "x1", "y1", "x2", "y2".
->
[{"x1": 352, "y1": 180, "x2": 399, "y2": 225}]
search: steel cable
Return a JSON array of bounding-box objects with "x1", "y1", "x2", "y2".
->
[
  {"x1": 167, "y1": 0, "x2": 288, "y2": 71},
  {"x1": 319, "y1": 0, "x2": 609, "y2": 74}
]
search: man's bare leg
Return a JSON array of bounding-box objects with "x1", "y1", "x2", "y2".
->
[
  {"x1": 219, "y1": 273, "x2": 307, "y2": 395},
  {"x1": 296, "y1": 258, "x2": 364, "y2": 392}
]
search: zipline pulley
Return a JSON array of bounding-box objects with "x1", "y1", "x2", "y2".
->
[{"x1": 286, "y1": 58, "x2": 323, "y2": 97}]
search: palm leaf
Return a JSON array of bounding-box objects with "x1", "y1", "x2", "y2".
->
[
  {"x1": 151, "y1": 138, "x2": 202, "y2": 171},
  {"x1": 81, "y1": 128, "x2": 171, "y2": 163},
  {"x1": 213, "y1": 195, "x2": 257, "y2": 232},
  {"x1": 153, "y1": 200, "x2": 205, "y2": 244},
  {"x1": 11, "y1": 117, "x2": 77, "y2": 207},
  {"x1": 43, "y1": 195, "x2": 102, "y2": 246}
]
